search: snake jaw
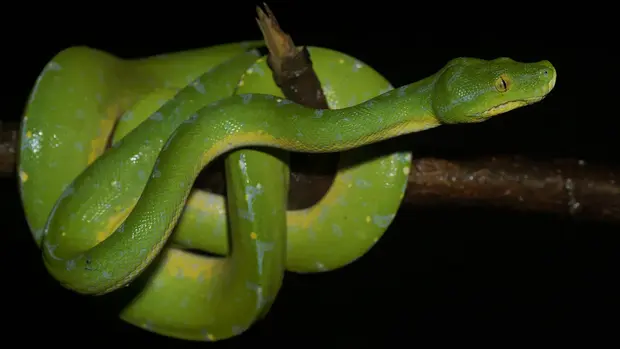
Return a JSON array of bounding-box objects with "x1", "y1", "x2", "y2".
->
[{"x1": 473, "y1": 96, "x2": 546, "y2": 119}]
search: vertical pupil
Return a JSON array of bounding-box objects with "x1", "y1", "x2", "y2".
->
[{"x1": 497, "y1": 78, "x2": 507, "y2": 91}]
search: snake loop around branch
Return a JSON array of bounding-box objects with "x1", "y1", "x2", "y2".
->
[{"x1": 18, "y1": 41, "x2": 556, "y2": 341}]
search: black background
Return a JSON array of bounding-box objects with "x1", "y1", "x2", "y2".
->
[{"x1": 3, "y1": 2, "x2": 618, "y2": 347}]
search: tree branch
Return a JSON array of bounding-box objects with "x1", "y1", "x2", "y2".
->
[{"x1": 256, "y1": 4, "x2": 329, "y2": 110}]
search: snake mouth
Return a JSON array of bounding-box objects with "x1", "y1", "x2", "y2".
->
[{"x1": 471, "y1": 95, "x2": 547, "y2": 121}]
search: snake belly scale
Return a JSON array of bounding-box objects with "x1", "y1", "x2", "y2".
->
[{"x1": 18, "y1": 41, "x2": 556, "y2": 341}]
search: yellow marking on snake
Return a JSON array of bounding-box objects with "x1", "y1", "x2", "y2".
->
[
  {"x1": 287, "y1": 177, "x2": 351, "y2": 228},
  {"x1": 373, "y1": 118, "x2": 440, "y2": 142},
  {"x1": 201, "y1": 131, "x2": 281, "y2": 165},
  {"x1": 88, "y1": 104, "x2": 121, "y2": 165},
  {"x1": 186, "y1": 191, "x2": 225, "y2": 214},
  {"x1": 163, "y1": 249, "x2": 220, "y2": 280},
  {"x1": 96, "y1": 204, "x2": 135, "y2": 243}
]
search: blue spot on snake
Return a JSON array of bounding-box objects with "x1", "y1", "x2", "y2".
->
[
  {"x1": 332, "y1": 224, "x2": 343, "y2": 237},
  {"x1": 193, "y1": 80, "x2": 206, "y2": 94},
  {"x1": 355, "y1": 179, "x2": 372, "y2": 188},
  {"x1": 372, "y1": 214, "x2": 395, "y2": 228},
  {"x1": 121, "y1": 111, "x2": 133, "y2": 121},
  {"x1": 251, "y1": 64, "x2": 266, "y2": 76},
  {"x1": 255, "y1": 240, "x2": 274, "y2": 275},
  {"x1": 277, "y1": 99, "x2": 293, "y2": 106},
  {"x1": 149, "y1": 112, "x2": 163, "y2": 121},
  {"x1": 183, "y1": 113, "x2": 198, "y2": 124}
]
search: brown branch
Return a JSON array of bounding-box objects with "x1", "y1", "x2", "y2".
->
[
  {"x1": 256, "y1": 3, "x2": 329, "y2": 109},
  {"x1": 405, "y1": 156, "x2": 619, "y2": 221}
]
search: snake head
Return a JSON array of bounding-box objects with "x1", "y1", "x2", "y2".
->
[{"x1": 431, "y1": 57, "x2": 557, "y2": 124}]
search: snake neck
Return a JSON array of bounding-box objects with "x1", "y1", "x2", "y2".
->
[
  {"x1": 328, "y1": 74, "x2": 441, "y2": 148},
  {"x1": 194, "y1": 74, "x2": 443, "y2": 163}
]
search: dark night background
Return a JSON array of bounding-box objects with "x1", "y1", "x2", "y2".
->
[{"x1": 3, "y1": 2, "x2": 618, "y2": 347}]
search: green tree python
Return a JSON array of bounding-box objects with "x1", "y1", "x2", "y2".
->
[{"x1": 17, "y1": 41, "x2": 556, "y2": 341}]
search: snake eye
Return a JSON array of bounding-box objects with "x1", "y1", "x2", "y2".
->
[{"x1": 495, "y1": 74, "x2": 510, "y2": 92}]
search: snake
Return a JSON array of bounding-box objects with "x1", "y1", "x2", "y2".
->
[{"x1": 18, "y1": 40, "x2": 556, "y2": 341}]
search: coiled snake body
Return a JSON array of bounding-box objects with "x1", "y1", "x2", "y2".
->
[{"x1": 18, "y1": 41, "x2": 556, "y2": 341}]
